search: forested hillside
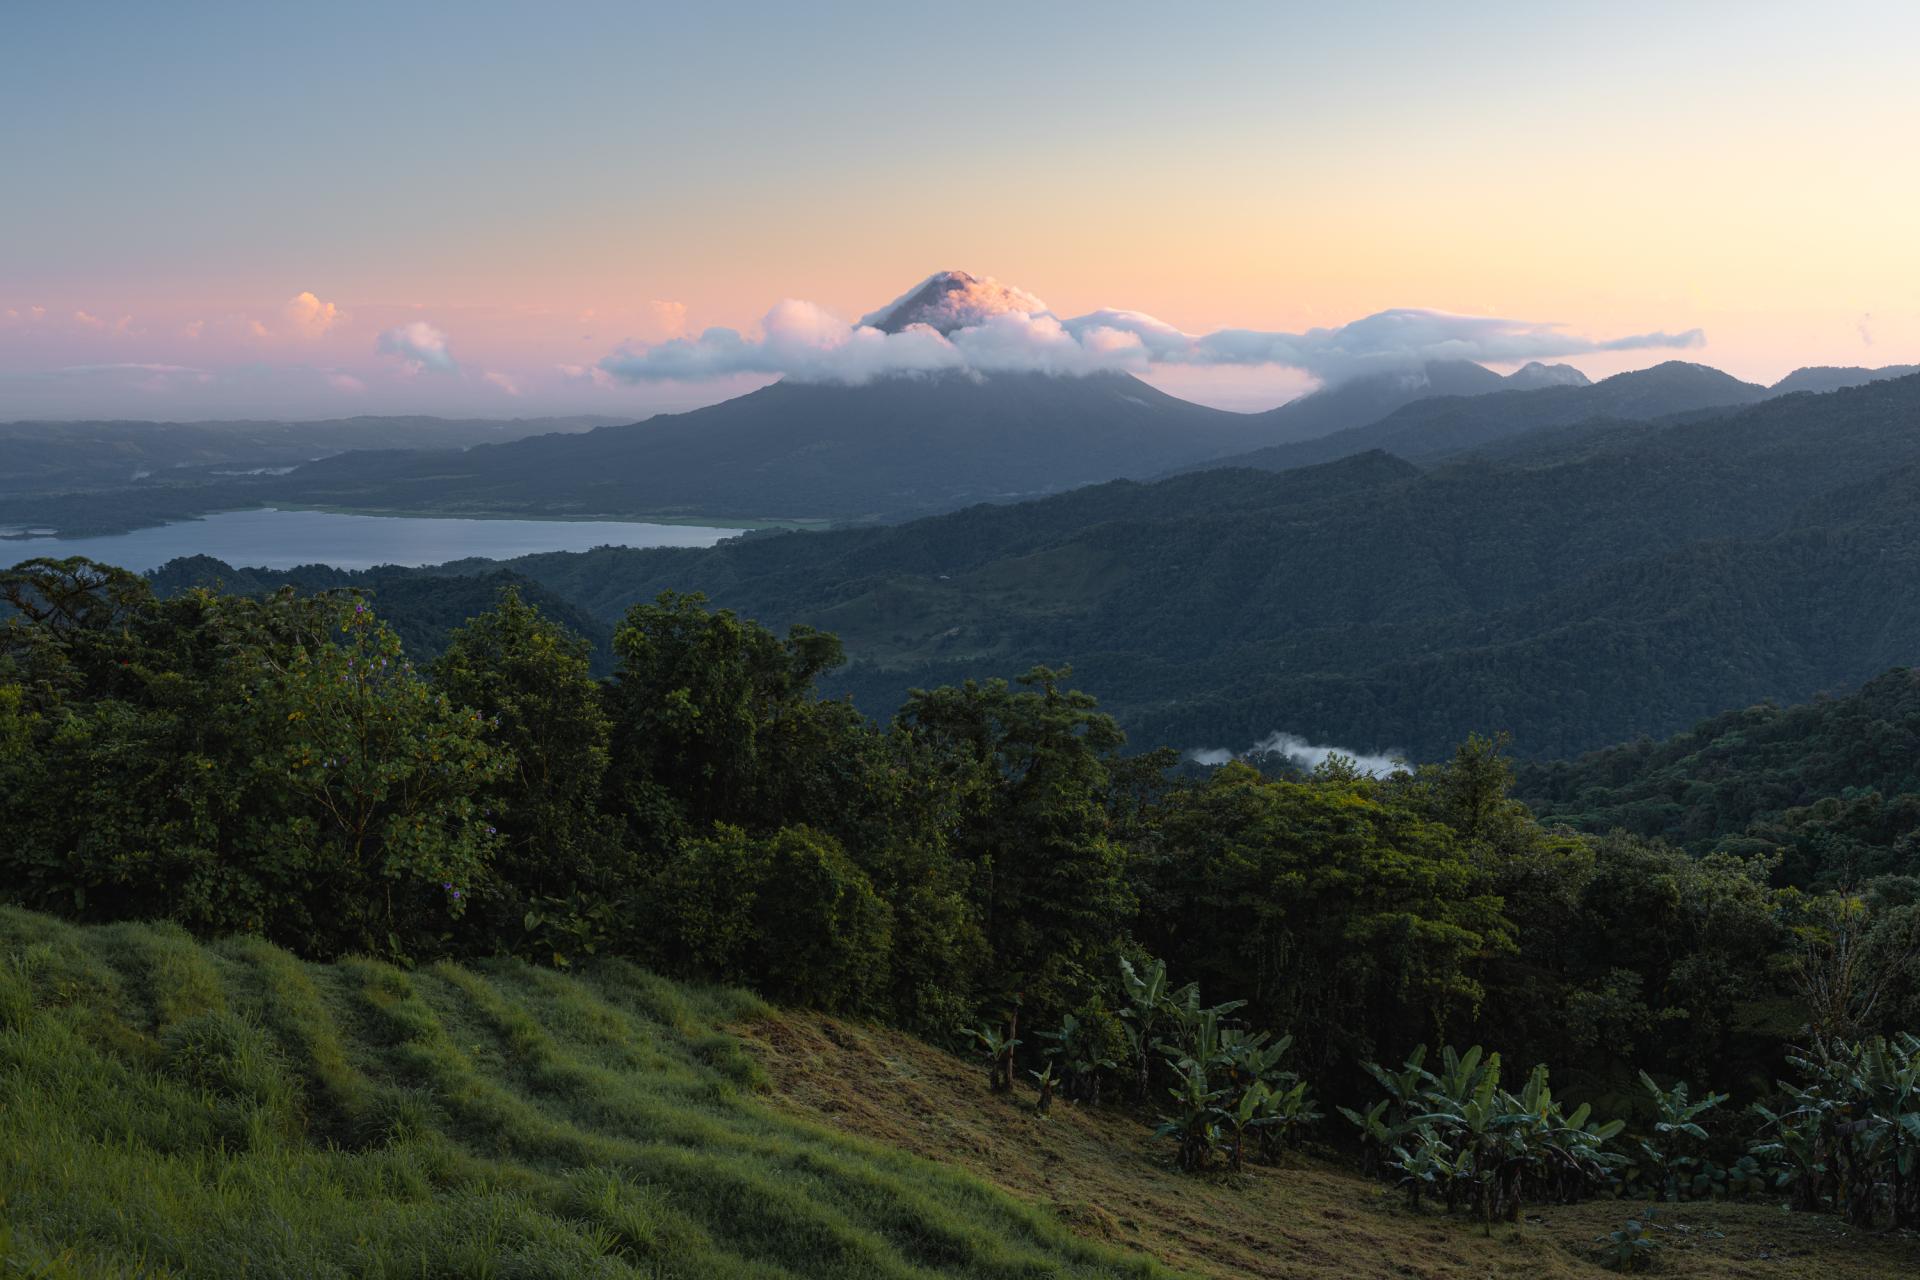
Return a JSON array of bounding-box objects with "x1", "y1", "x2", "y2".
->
[
  {"x1": 1517, "y1": 666, "x2": 1920, "y2": 886},
  {"x1": 143, "y1": 554, "x2": 616, "y2": 670},
  {"x1": 308, "y1": 371, "x2": 1920, "y2": 760},
  {"x1": 6, "y1": 561, "x2": 1920, "y2": 1273}
]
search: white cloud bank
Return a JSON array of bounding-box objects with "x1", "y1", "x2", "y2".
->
[
  {"x1": 1187, "y1": 731, "x2": 1407, "y2": 778},
  {"x1": 600, "y1": 272, "x2": 1704, "y2": 388}
]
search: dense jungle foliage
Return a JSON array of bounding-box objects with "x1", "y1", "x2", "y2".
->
[{"x1": 5, "y1": 555, "x2": 1920, "y2": 1249}]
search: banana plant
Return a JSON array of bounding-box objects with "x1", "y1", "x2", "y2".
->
[
  {"x1": 1590, "y1": 1209, "x2": 1664, "y2": 1272},
  {"x1": 1038, "y1": 1012, "x2": 1118, "y2": 1105},
  {"x1": 1028, "y1": 1060, "x2": 1059, "y2": 1114},
  {"x1": 1221, "y1": 1079, "x2": 1271, "y2": 1173},
  {"x1": 1769, "y1": 1032, "x2": 1920, "y2": 1227},
  {"x1": 1254, "y1": 1076, "x2": 1322, "y2": 1162},
  {"x1": 1636, "y1": 1071, "x2": 1727, "y2": 1201},
  {"x1": 1155, "y1": 1058, "x2": 1225, "y2": 1171},
  {"x1": 1338, "y1": 1098, "x2": 1399, "y2": 1173},
  {"x1": 1390, "y1": 1129, "x2": 1455, "y2": 1210},
  {"x1": 1751, "y1": 1094, "x2": 1830, "y2": 1212},
  {"x1": 1361, "y1": 1044, "x2": 1626, "y2": 1218},
  {"x1": 1117, "y1": 956, "x2": 1172, "y2": 1103},
  {"x1": 1343, "y1": 1044, "x2": 1431, "y2": 1171},
  {"x1": 961, "y1": 1020, "x2": 1022, "y2": 1094},
  {"x1": 1412, "y1": 1046, "x2": 1521, "y2": 1231}
]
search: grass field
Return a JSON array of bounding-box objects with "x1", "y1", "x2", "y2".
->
[
  {"x1": 0, "y1": 908, "x2": 1163, "y2": 1279},
  {"x1": 3, "y1": 906, "x2": 1916, "y2": 1278}
]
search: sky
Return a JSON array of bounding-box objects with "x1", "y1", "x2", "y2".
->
[{"x1": 3, "y1": 0, "x2": 1917, "y2": 419}]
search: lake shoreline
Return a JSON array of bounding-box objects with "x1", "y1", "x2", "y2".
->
[{"x1": 2, "y1": 507, "x2": 754, "y2": 573}]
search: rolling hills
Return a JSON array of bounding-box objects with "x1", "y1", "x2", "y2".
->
[
  {"x1": 1181, "y1": 360, "x2": 1769, "y2": 476},
  {"x1": 261, "y1": 372, "x2": 1278, "y2": 523},
  {"x1": 340, "y1": 370, "x2": 1920, "y2": 761},
  {"x1": 1514, "y1": 665, "x2": 1920, "y2": 882},
  {"x1": 0, "y1": 415, "x2": 620, "y2": 497}
]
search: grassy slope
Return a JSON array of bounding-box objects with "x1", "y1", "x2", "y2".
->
[
  {"x1": 741, "y1": 1016, "x2": 1920, "y2": 1280},
  {"x1": 0, "y1": 909, "x2": 1162, "y2": 1280},
  {"x1": 5, "y1": 909, "x2": 1915, "y2": 1280}
]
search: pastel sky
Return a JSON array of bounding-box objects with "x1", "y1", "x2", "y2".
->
[{"x1": 4, "y1": 0, "x2": 1917, "y2": 419}]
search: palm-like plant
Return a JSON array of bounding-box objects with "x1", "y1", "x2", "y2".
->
[
  {"x1": 1355, "y1": 1044, "x2": 1627, "y2": 1225},
  {"x1": 961, "y1": 1020, "x2": 1022, "y2": 1094},
  {"x1": 1636, "y1": 1071, "x2": 1727, "y2": 1202},
  {"x1": 1758, "y1": 1032, "x2": 1920, "y2": 1227},
  {"x1": 1155, "y1": 1059, "x2": 1225, "y2": 1171},
  {"x1": 1028, "y1": 1060, "x2": 1059, "y2": 1114},
  {"x1": 1117, "y1": 956, "x2": 1171, "y2": 1103},
  {"x1": 1038, "y1": 1012, "x2": 1119, "y2": 1105},
  {"x1": 1253, "y1": 1076, "x2": 1322, "y2": 1162},
  {"x1": 1751, "y1": 1093, "x2": 1830, "y2": 1212},
  {"x1": 1590, "y1": 1209, "x2": 1665, "y2": 1272}
]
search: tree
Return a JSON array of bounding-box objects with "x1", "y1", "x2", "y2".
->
[
  {"x1": 645, "y1": 824, "x2": 893, "y2": 1012},
  {"x1": 430, "y1": 588, "x2": 629, "y2": 955},
  {"x1": 604, "y1": 590, "x2": 847, "y2": 847},
  {"x1": 1138, "y1": 761, "x2": 1511, "y2": 1072},
  {"x1": 237, "y1": 595, "x2": 509, "y2": 957},
  {"x1": 0, "y1": 564, "x2": 506, "y2": 959},
  {"x1": 900, "y1": 667, "x2": 1136, "y2": 1015}
]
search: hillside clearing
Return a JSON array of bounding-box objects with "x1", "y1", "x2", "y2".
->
[{"x1": 739, "y1": 1014, "x2": 1920, "y2": 1280}]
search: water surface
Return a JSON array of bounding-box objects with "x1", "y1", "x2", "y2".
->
[{"x1": 3, "y1": 508, "x2": 742, "y2": 572}]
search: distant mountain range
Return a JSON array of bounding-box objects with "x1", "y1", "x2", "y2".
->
[
  {"x1": 1769, "y1": 364, "x2": 1920, "y2": 396},
  {"x1": 313, "y1": 369, "x2": 1920, "y2": 761},
  {"x1": 262, "y1": 371, "x2": 1276, "y2": 522},
  {"x1": 254, "y1": 357, "x2": 1920, "y2": 525},
  {"x1": 5, "y1": 330, "x2": 1916, "y2": 542},
  {"x1": 0, "y1": 415, "x2": 621, "y2": 497},
  {"x1": 1183, "y1": 360, "x2": 1770, "y2": 476}
]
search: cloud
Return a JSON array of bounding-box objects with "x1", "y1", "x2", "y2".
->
[
  {"x1": 1073, "y1": 307, "x2": 1704, "y2": 384},
  {"x1": 483, "y1": 370, "x2": 521, "y2": 395},
  {"x1": 284, "y1": 291, "x2": 342, "y2": 337},
  {"x1": 182, "y1": 319, "x2": 205, "y2": 340},
  {"x1": 598, "y1": 276, "x2": 1704, "y2": 388},
  {"x1": 328, "y1": 372, "x2": 366, "y2": 393},
  {"x1": 376, "y1": 320, "x2": 457, "y2": 373},
  {"x1": 74, "y1": 309, "x2": 103, "y2": 329},
  {"x1": 1186, "y1": 731, "x2": 1406, "y2": 778}
]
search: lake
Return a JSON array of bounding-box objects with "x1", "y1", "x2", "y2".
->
[{"x1": 0, "y1": 508, "x2": 744, "y2": 572}]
